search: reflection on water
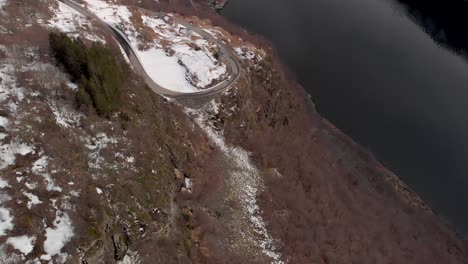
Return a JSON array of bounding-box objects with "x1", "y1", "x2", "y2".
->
[{"x1": 222, "y1": 0, "x2": 468, "y2": 233}]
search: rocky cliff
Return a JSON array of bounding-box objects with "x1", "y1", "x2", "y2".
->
[{"x1": 0, "y1": 0, "x2": 466, "y2": 263}]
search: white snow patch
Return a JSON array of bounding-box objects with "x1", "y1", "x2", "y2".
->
[
  {"x1": 48, "y1": 1, "x2": 106, "y2": 43},
  {"x1": 138, "y1": 48, "x2": 198, "y2": 93},
  {"x1": 0, "y1": 64, "x2": 35, "y2": 170},
  {"x1": 0, "y1": 63, "x2": 26, "y2": 114},
  {"x1": 32, "y1": 156, "x2": 48, "y2": 174},
  {"x1": 95, "y1": 187, "x2": 103, "y2": 195},
  {"x1": 0, "y1": 0, "x2": 8, "y2": 17},
  {"x1": 32, "y1": 156, "x2": 62, "y2": 192},
  {"x1": 115, "y1": 38, "x2": 131, "y2": 65},
  {"x1": 172, "y1": 44, "x2": 227, "y2": 88},
  {"x1": 47, "y1": 100, "x2": 82, "y2": 128},
  {"x1": 184, "y1": 177, "x2": 192, "y2": 193},
  {"x1": 0, "y1": 245, "x2": 22, "y2": 264},
  {"x1": 6, "y1": 235, "x2": 36, "y2": 255},
  {"x1": 187, "y1": 103, "x2": 284, "y2": 264},
  {"x1": 117, "y1": 250, "x2": 141, "y2": 264},
  {"x1": 25, "y1": 182, "x2": 37, "y2": 190},
  {"x1": 50, "y1": 198, "x2": 58, "y2": 210},
  {"x1": 83, "y1": 0, "x2": 132, "y2": 26},
  {"x1": 42, "y1": 211, "x2": 73, "y2": 260},
  {"x1": 67, "y1": 81, "x2": 78, "y2": 91},
  {"x1": 23, "y1": 192, "x2": 42, "y2": 209},
  {"x1": 0, "y1": 0, "x2": 7, "y2": 9},
  {"x1": 0, "y1": 178, "x2": 9, "y2": 188},
  {"x1": 84, "y1": 133, "x2": 118, "y2": 170},
  {"x1": 0, "y1": 207, "x2": 13, "y2": 236},
  {"x1": 48, "y1": 2, "x2": 85, "y2": 33},
  {"x1": 0, "y1": 192, "x2": 10, "y2": 203},
  {"x1": 0, "y1": 116, "x2": 8, "y2": 129},
  {"x1": 234, "y1": 47, "x2": 257, "y2": 61},
  {"x1": 0, "y1": 141, "x2": 35, "y2": 170}
]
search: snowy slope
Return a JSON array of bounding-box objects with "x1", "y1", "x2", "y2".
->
[{"x1": 48, "y1": 1, "x2": 106, "y2": 43}]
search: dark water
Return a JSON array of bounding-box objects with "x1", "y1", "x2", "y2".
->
[
  {"x1": 222, "y1": 0, "x2": 468, "y2": 233},
  {"x1": 396, "y1": 0, "x2": 468, "y2": 56}
]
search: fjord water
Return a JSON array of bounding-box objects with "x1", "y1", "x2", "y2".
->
[{"x1": 222, "y1": 0, "x2": 468, "y2": 233}]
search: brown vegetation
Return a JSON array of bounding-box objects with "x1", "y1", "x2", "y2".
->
[
  {"x1": 2, "y1": 0, "x2": 467, "y2": 263},
  {"x1": 208, "y1": 50, "x2": 468, "y2": 263},
  {"x1": 110, "y1": 1, "x2": 468, "y2": 262}
]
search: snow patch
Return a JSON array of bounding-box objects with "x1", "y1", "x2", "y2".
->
[
  {"x1": 48, "y1": 1, "x2": 106, "y2": 43},
  {"x1": 172, "y1": 44, "x2": 227, "y2": 89},
  {"x1": 0, "y1": 63, "x2": 34, "y2": 170},
  {"x1": 0, "y1": 207, "x2": 13, "y2": 236},
  {"x1": 183, "y1": 177, "x2": 192, "y2": 193},
  {"x1": 47, "y1": 100, "x2": 82, "y2": 128},
  {"x1": 0, "y1": 245, "x2": 22, "y2": 264},
  {"x1": 187, "y1": 103, "x2": 284, "y2": 264},
  {"x1": 85, "y1": 133, "x2": 118, "y2": 170},
  {"x1": 41, "y1": 211, "x2": 74, "y2": 260},
  {"x1": 32, "y1": 156, "x2": 62, "y2": 192},
  {"x1": 0, "y1": 63, "x2": 27, "y2": 114},
  {"x1": 25, "y1": 182, "x2": 37, "y2": 190},
  {"x1": 0, "y1": 178, "x2": 9, "y2": 188},
  {"x1": 66, "y1": 81, "x2": 78, "y2": 91},
  {"x1": 23, "y1": 192, "x2": 42, "y2": 209},
  {"x1": 115, "y1": 38, "x2": 132, "y2": 65},
  {"x1": 0, "y1": 116, "x2": 8, "y2": 128},
  {"x1": 83, "y1": 0, "x2": 132, "y2": 26},
  {"x1": 0, "y1": 141, "x2": 35, "y2": 170},
  {"x1": 138, "y1": 48, "x2": 198, "y2": 93},
  {"x1": 0, "y1": 0, "x2": 7, "y2": 9},
  {"x1": 234, "y1": 47, "x2": 257, "y2": 60},
  {"x1": 6, "y1": 235, "x2": 36, "y2": 255},
  {"x1": 117, "y1": 250, "x2": 141, "y2": 264}
]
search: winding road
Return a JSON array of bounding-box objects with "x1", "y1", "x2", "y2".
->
[{"x1": 58, "y1": 0, "x2": 241, "y2": 106}]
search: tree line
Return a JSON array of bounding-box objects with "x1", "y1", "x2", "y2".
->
[{"x1": 49, "y1": 32, "x2": 124, "y2": 117}]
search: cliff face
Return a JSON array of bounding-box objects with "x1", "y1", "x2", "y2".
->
[{"x1": 0, "y1": 0, "x2": 466, "y2": 263}]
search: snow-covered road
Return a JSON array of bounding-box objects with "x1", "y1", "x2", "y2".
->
[{"x1": 58, "y1": 0, "x2": 240, "y2": 107}]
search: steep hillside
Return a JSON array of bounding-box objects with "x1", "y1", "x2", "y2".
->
[{"x1": 0, "y1": 0, "x2": 466, "y2": 263}]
